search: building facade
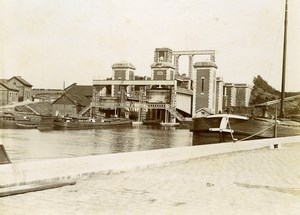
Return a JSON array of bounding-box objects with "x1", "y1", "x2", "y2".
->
[
  {"x1": 0, "y1": 81, "x2": 19, "y2": 106},
  {"x1": 91, "y1": 47, "x2": 252, "y2": 121},
  {"x1": 224, "y1": 83, "x2": 252, "y2": 108},
  {"x1": 6, "y1": 76, "x2": 32, "y2": 102},
  {"x1": 52, "y1": 83, "x2": 93, "y2": 117}
]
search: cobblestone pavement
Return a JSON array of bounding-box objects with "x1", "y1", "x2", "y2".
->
[{"x1": 1, "y1": 143, "x2": 300, "y2": 215}]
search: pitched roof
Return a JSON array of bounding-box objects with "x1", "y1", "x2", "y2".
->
[
  {"x1": 0, "y1": 80, "x2": 19, "y2": 91},
  {"x1": 8, "y1": 76, "x2": 32, "y2": 87},
  {"x1": 65, "y1": 83, "x2": 93, "y2": 97},
  {"x1": 64, "y1": 93, "x2": 91, "y2": 106}
]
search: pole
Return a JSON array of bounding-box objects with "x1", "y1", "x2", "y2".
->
[
  {"x1": 279, "y1": 0, "x2": 288, "y2": 118},
  {"x1": 274, "y1": 105, "x2": 278, "y2": 138}
]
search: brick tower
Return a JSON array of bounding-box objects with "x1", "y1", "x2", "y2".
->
[
  {"x1": 193, "y1": 62, "x2": 218, "y2": 117},
  {"x1": 150, "y1": 48, "x2": 175, "y2": 80}
]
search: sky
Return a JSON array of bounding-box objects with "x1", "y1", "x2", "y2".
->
[{"x1": 0, "y1": 0, "x2": 299, "y2": 91}]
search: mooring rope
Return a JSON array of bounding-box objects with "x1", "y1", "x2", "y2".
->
[
  {"x1": 227, "y1": 118, "x2": 237, "y2": 141},
  {"x1": 236, "y1": 124, "x2": 275, "y2": 142}
]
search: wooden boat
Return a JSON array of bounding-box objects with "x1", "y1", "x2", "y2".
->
[
  {"x1": 0, "y1": 113, "x2": 38, "y2": 129},
  {"x1": 53, "y1": 117, "x2": 132, "y2": 130},
  {"x1": 191, "y1": 114, "x2": 300, "y2": 145},
  {"x1": 290, "y1": 115, "x2": 300, "y2": 123},
  {"x1": 0, "y1": 114, "x2": 17, "y2": 129},
  {"x1": 142, "y1": 119, "x2": 162, "y2": 125},
  {"x1": 37, "y1": 115, "x2": 55, "y2": 131},
  {"x1": 16, "y1": 123, "x2": 38, "y2": 129}
]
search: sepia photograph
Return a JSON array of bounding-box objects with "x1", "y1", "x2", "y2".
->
[{"x1": 1, "y1": 0, "x2": 300, "y2": 214}]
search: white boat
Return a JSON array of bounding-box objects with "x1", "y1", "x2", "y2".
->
[
  {"x1": 132, "y1": 121, "x2": 143, "y2": 125},
  {"x1": 160, "y1": 122, "x2": 180, "y2": 127}
]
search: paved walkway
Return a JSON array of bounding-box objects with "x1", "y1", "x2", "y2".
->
[{"x1": 1, "y1": 143, "x2": 300, "y2": 215}]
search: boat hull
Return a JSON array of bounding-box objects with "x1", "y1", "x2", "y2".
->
[
  {"x1": 0, "y1": 120, "x2": 18, "y2": 129},
  {"x1": 53, "y1": 118, "x2": 132, "y2": 130},
  {"x1": 37, "y1": 116, "x2": 55, "y2": 131},
  {"x1": 142, "y1": 119, "x2": 162, "y2": 125},
  {"x1": 16, "y1": 123, "x2": 38, "y2": 129},
  {"x1": 0, "y1": 119, "x2": 38, "y2": 129},
  {"x1": 191, "y1": 116, "x2": 300, "y2": 145},
  {"x1": 192, "y1": 130, "x2": 264, "y2": 145}
]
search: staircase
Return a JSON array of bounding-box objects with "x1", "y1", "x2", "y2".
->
[
  {"x1": 78, "y1": 105, "x2": 92, "y2": 116},
  {"x1": 165, "y1": 105, "x2": 185, "y2": 121}
]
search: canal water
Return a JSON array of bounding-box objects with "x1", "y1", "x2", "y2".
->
[{"x1": 1, "y1": 125, "x2": 192, "y2": 162}]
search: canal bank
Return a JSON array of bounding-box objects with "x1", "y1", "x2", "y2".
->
[
  {"x1": 1, "y1": 136, "x2": 300, "y2": 214},
  {"x1": 1, "y1": 136, "x2": 300, "y2": 188}
]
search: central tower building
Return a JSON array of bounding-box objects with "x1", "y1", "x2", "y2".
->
[{"x1": 150, "y1": 48, "x2": 175, "y2": 80}]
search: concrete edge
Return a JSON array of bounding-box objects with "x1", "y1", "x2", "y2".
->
[{"x1": 0, "y1": 136, "x2": 300, "y2": 188}]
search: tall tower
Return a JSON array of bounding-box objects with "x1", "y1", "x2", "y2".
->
[
  {"x1": 193, "y1": 62, "x2": 218, "y2": 116},
  {"x1": 150, "y1": 48, "x2": 175, "y2": 80},
  {"x1": 111, "y1": 61, "x2": 135, "y2": 96}
]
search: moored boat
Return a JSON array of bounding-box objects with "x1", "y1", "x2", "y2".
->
[
  {"x1": 142, "y1": 119, "x2": 162, "y2": 125},
  {"x1": 132, "y1": 121, "x2": 143, "y2": 125},
  {"x1": 53, "y1": 116, "x2": 132, "y2": 130},
  {"x1": 0, "y1": 113, "x2": 17, "y2": 129},
  {"x1": 37, "y1": 115, "x2": 55, "y2": 131},
  {"x1": 0, "y1": 113, "x2": 39, "y2": 129},
  {"x1": 191, "y1": 114, "x2": 300, "y2": 145},
  {"x1": 160, "y1": 122, "x2": 180, "y2": 127},
  {"x1": 16, "y1": 123, "x2": 38, "y2": 129}
]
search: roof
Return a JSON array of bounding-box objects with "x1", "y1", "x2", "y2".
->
[
  {"x1": 53, "y1": 93, "x2": 91, "y2": 107},
  {"x1": 8, "y1": 76, "x2": 32, "y2": 87},
  {"x1": 195, "y1": 108, "x2": 214, "y2": 115},
  {"x1": 65, "y1": 83, "x2": 93, "y2": 97},
  {"x1": 0, "y1": 80, "x2": 19, "y2": 91},
  {"x1": 193, "y1": 62, "x2": 218, "y2": 69},
  {"x1": 224, "y1": 83, "x2": 253, "y2": 89},
  {"x1": 112, "y1": 61, "x2": 136, "y2": 70},
  {"x1": 64, "y1": 93, "x2": 91, "y2": 106},
  {"x1": 150, "y1": 61, "x2": 175, "y2": 68}
]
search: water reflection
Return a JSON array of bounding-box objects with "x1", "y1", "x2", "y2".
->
[{"x1": 1, "y1": 125, "x2": 192, "y2": 162}]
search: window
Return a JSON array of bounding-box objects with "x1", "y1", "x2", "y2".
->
[{"x1": 201, "y1": 77, "x2": 205, "y2": 93}]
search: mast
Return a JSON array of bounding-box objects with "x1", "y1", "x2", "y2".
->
[{"x1": 279, "y1": 0, "x2": 288, "y2": 118}]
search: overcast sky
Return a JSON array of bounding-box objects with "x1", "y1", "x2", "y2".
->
[{"x1": 1, "y1": 0, "x2": 299, "y2": 91}]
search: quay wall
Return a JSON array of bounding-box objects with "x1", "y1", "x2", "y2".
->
[{"x1": 0, "y1": 136, "x2": 300, "y2": 188}]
